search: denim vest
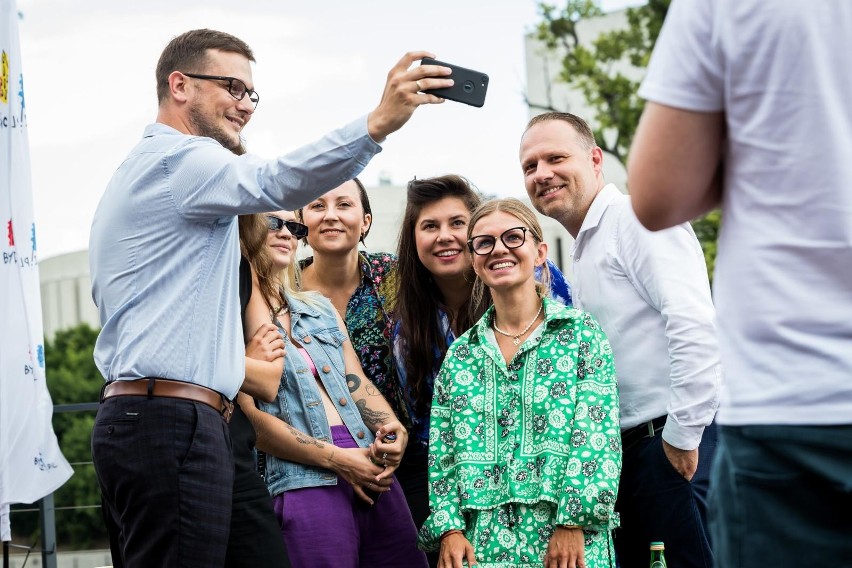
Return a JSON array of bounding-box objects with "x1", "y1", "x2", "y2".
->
[{"x1": 257, "y1": 293, "x2": 375, "y2": 496}]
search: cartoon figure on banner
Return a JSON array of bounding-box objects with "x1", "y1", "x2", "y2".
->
[{"x1": 1, "y1": 49, "x2": 9, "y2": 103}]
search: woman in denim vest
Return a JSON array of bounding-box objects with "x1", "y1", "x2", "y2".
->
[{"x1": 240, "y1": 209, "x2": 427, "y2": 567}]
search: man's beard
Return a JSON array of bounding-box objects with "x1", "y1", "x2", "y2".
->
[{"x1": 188, "y1": 103, "x2": 242, "y2": 154}]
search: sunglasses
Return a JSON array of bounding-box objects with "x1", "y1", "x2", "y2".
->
[{"x1": 265, "y1": 216, "x2": 308, "y2": 238}]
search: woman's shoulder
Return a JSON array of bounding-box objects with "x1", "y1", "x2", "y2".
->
[
  {"x1": 359, "y1": 251, "x2": 398, "y2": 275},
  {"x1": 286, "y1": 289, "x2": 336, "y2": 320},
  {"x1": 543, "y1": 298, "x2": 601, "y2": 330}
]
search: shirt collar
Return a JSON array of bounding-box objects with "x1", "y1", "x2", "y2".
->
[
  {"x1": 467, "y1": 296, "x2": 576, "y2": 346},
  {"x1": 576, "y1": 183, "x2": 622, "y2": 238},
  {"x1": 143, "y1": 122, "x2": 184, "y2": 138}
]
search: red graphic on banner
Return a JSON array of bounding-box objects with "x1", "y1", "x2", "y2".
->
[{"x1": 6, "y1": 219, "x2": 13, "y2": 246}]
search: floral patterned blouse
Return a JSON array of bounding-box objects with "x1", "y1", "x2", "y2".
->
[
  {"x1": 300, "y1": 251, "x2": 406, "y2": 423},
  {"x1": 392, "y1": 258, "x2": 573, "y2": 455},
  {"x1": 419, "y1": 298, "x2": 621, "y2": 549}
]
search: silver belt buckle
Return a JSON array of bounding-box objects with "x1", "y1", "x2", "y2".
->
[{"x1": 647, "y1": 420, "x2": 657, "y2": 437}]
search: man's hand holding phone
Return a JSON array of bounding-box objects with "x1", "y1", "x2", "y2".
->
[
  {"x1": 367, "y1": 51, "x2": 453, "y2": 142},
  {"x1": 419, "y1": 58, "x2": 489, "y2": 108}
]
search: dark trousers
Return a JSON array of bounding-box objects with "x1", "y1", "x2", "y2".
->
[
  {"x1": 225, "y1": 404, "x2": 291, "y2": 567},
  {"x1": 92, "y1": 396, "x2": 234, "y2": 568},
  {"x1": 614, "y1": 422, "x2": 717, "y2": 568},
  {"x1": 710, "y1": 424, "x2": 852, "y2": 568},
  {"x1": 396, "y1": 448, "x2": 439, "y2": 568}
]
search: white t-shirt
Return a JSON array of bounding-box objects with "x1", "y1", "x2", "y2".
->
[{"x1": 639, "y1": 0, "x2": 852, "y2": 425}]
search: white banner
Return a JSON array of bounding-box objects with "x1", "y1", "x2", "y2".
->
[{"x1": 1, "y1": 0, "x2": 73, "y2": 542}]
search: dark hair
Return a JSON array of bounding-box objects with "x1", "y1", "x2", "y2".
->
[
  {"x1": 156, "y1": 29, "x2": 255, "y2": 103},
  {"x1": 395, "y1": 174, "x2": 486, "y2": 411},
  {"x1": 352, "y1": 178, "x2": 372, "y2": 242},
  {"x1": 525, "y1": 111, "x2": 596, "y2": 150}
]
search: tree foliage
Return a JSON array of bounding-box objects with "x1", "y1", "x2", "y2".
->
[
  {"x1": 532, "y1": 0, "x2": 720, "y2": 281},
  {"x1": 11, "y1": 323, "x2": 107, "y2": 548}
]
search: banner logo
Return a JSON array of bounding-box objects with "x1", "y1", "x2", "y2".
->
[{"x1": 1, "y1": 50, "x2": 8, "y2": 104}]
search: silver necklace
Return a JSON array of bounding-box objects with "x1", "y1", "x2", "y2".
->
[{"x1": 492, "y1": 302, "x2": 543, "y2": 346}]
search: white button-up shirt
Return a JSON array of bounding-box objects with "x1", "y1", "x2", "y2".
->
[{"x1": 571, "y1": 184, "x2": 721, "y2": 450}]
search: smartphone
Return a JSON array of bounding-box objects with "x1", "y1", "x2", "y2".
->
[{"x1": 419, "y1": 58, "x2": 489, "y2": 108}]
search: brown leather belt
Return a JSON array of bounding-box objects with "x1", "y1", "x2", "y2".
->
[{"x1": 102, "y1": 378, "x2": 234, "y2": 423}]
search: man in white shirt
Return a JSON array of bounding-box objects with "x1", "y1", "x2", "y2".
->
[
  {"x1": 628, "y1": 1, "x2": 852, "y2": 566},
  {"x1": 519, "y1": 112, "x2": 721, "y2": 568}
]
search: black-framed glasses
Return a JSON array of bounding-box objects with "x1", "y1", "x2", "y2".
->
[
  {"x1": 182, "y1": 73, "x2": 260, "y2": 109},
  {"x1": 468, "y1": 226, "x2": 529, "y2": 256},
  {"x1": 266, "y1": 216, "x2": 308, "y2": 238}
]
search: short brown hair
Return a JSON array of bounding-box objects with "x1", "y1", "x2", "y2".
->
[
  {"x1": 525, "y1": 111, "x2": 596, "y2": 150},
  {"x1": 156, "y1": 29, "x2": 255, "y2": 103}
]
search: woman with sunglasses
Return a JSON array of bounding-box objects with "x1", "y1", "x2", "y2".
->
[
  {"x1": 418, "y1": 198, "x2": 621, "y2": 568},
  {"x1": 239, "y1": 210, "x2": 427, "y2": 567},
  {"x1": 392, "y1": 176, "x2": 572, "y2": 567}
]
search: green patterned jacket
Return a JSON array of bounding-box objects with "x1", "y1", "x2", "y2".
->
[{"x1": 419, "y1": 298, "x2": 621, "y2": 550}]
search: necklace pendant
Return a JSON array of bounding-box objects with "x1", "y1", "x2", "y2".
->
[{"x1": 512, "y1": 337, "x2": 521, "y2": 346}]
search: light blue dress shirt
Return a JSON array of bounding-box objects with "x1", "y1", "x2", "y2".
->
[{"x1": 89, "y1": 117, "x2": 381, "y2": 399}]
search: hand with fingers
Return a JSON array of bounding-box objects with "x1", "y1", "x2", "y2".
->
[
  {"x1": 367, "y1": 51, "x2": 454, "y2": 141},
  {"x1": 544, "y1": 525, "x2": 586, "y2": 568},
  {"x1": 246, "y1": 322, "x2": 286, "y2": 363},
  {"x1": 327, "y1": 446, "x2": 393, "y2": 505},
  {"x1": 370, "y1": 420, "x2": 408, "y2": 478},
  {"x1": 438, "y1": 531, "x2": 477, "y2": 568}
]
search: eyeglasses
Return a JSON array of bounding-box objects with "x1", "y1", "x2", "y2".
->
[
  {"x1": 468, "y1": 226, "x2": 529, "y2": 256},
  {"x1": 266, "y1": 216, "x2": 308, "y2": 238},
  {"x1": 182, "y1": 73, "x2": 260, "y2": 109}
]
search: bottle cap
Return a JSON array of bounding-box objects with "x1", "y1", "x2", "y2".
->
[{"x1": 650, "y1": 542, "x2": 665, "y2": 550}]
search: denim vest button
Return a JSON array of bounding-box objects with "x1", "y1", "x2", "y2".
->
[
  {"x1": 339, "y1": 398, "x2": 347, "y2": 406},
  {"x1": 356, "y1": 430, "x2": 366, "y2": 439},
  {"x1": 303, "y1": 336, "x2": 312, "y2": 343},
  {"x1": 322, "y1": 365, "x2": 331, "y2": 373}
]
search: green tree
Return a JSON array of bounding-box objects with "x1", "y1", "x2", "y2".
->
[
  {"x1": 44, "y1": 323, "x2": 105, "y2": 548},
  {"x1": 532, "y1": 0, "x2": 720, "y2": 281}
]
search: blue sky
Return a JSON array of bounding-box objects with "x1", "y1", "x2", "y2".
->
[{"x1": 17, "y1": 0, "x2": 641, "y2": 259}]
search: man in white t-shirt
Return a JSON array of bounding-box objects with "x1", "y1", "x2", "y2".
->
[
  {"x1": 628, "y1": 1, "x2": 852, "y2": 566},
  {"x1": 520, "y1": 112, "x2": 721, "y2": 568}
]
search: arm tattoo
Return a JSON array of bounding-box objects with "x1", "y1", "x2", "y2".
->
[
  {"x1": 355, "y1": 399, "x2": 391, "y2": 429},
  {"x1": 365, "y1": 384, "x2": 379, "y2": 397},
  {"x1": 285, "y1": 423, "x2": 325, "y2": 448},
  {"x1": 346, "y1": 373, "x2": 361, "y2": 394}
]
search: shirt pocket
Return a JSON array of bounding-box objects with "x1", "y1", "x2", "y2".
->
[{"x1": 311, "y1": 327, "x2": 348, "y2": 376}]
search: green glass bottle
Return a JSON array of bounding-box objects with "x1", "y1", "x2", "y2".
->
[{"x1": 649, "y1": 541, "x2": 667, "y2": 568}]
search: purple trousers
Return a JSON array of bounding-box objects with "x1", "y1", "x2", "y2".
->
[{"x1": 272, "y1": 425, "x2": 428, "y2": 568}]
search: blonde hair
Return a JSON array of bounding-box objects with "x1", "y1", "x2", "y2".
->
[
  {"x1": 239, "y1": 213, "x2": 325, "y2": 314},
  {"x1": 467, "y1": 198, "x2": 552, "y2": 307}
]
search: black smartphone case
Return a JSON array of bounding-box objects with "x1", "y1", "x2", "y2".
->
[{"x1": 420, "y1": 58, "x2": 489, "y2": 108}]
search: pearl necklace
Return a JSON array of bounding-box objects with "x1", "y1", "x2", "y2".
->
[
  {"x1": 270, "y1": 304, "x2": 289, "y2": 321},
  {"x1": 492, "y1": 302, "x2": 543, "y2": 346}
]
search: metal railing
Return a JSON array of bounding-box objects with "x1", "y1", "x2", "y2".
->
[{"x1": 2, "y1": 402, "x2": 99, "y2": 568}]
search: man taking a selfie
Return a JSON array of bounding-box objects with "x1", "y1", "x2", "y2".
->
[{"x1": 88, "y1": 28, "x2": 452, "y2": 568}]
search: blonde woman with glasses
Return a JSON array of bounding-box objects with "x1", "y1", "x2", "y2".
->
[{"x1": 418, "y1": 199, "x2": 621, "y2": 568}]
